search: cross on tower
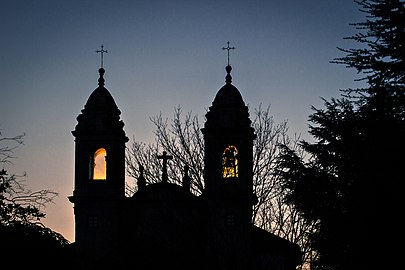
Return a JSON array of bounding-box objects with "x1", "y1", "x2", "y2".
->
[
  {"x1": 222, "y1": 41, "x2": 235, "y2": 66},
  {"x1": 96, "y1": 44, "x2": 108, "y2": 68},
  {"x1": 157, "y1": 151, "x2": 173, "y2": 183}
]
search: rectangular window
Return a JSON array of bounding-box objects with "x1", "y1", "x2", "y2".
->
[
  {"x1": 88, "y1": 215, "x2": 99, "y2": 228},
  {"x1": 226, "y1": 213, "x2": 235, "y2": 227}
]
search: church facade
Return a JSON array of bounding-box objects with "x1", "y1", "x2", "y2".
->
[{"x1": 68, "y1": 63, "x2": 302, "y2": 269}]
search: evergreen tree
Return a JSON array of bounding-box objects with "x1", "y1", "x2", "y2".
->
[
  {"x1": 277, "y1": 1, "x2": 404, "y2": 269},
  {"x1": 333, "y1": 0, "x2": 405, "y2": 93}
]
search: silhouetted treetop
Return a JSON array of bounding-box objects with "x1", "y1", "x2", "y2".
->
[{"x1": 333, "y1": 0, "x2": 405, "y2": 92}]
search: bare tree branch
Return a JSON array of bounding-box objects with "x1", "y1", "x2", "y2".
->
[{"x1": 125, "y1": 105, "x2": 315, "y2": 269}]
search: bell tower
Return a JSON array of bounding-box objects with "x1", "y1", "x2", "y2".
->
[
  {"x1": 69, "y1": 66, "x2": 128, "y2": 263},
  {"x1": 202, "y1": 63, "x2": 256, "y2": 220},
  {"x1": 201, "y1": 60, "x2": 256, "y2": 268}
]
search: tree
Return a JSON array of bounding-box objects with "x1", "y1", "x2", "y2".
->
[
  {"x1": 333, "y1": 0, "x2": 405, "y2": 94},
  {"x1": 277, "y1": 1, "x2": 404, "y2": 269},
  {"x1": 126, "y1": 104, "x2": 316, "y2": 269},
  {"x1": 0, "y1": 131, "x2": 70, "y2": 267},
  {"x1": 126, "y1": 106, "x2": 205, "y2": 195}
]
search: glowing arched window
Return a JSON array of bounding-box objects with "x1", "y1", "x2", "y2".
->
[
  {"x1": 222, "y1": 145, "x2": 238, "y2": 178},
  {"x1": 93, "y1": 148, "x2": 107, "y2": 180}
]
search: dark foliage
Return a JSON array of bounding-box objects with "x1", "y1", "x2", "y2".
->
[
  {"x1": 0, "y1": 133, "x2": 70, "y2": 268},
  {"x1": 277, "y1": 1, "x2": 404, "y2": 269},
  {"x1": 333, "y1": 0, "x2": 405, "y2": 94}
]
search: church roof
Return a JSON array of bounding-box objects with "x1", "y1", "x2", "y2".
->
[
  {"x1": 130, "y1": 182, "x2": 195, "y2": 203},
  {"x1": 251, "y1": 226, "x2": 302, "y2": 260}
]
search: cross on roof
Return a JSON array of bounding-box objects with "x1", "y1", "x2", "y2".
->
[
  {"x1": 157, "y1": 151, "x2": 173, "y2": 183},
  {"x1": 222, "y1": 41, "x2": 235, "y2": 66},
  {"x1": 96, "y1": 44, "x2": 108, "y2": 68}
]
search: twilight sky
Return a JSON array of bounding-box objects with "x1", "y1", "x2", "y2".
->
[{"x1": 1, "y1": 0, "x2": 366, "y2": 242}]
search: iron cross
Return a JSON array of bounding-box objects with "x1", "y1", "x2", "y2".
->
[
  {"x1": 222, "y1": 41, "x2": 235, "y2": 66},
  {"x1": 96, "y1": 44, "x2": 108, "y2": 68},
  {"x1": 157, "y1": 151, "x2": 173, "y2": 183}
]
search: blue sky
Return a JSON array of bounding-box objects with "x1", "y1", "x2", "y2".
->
[{"x1": 0, "y1": 0, "x2": 365, "y2": 242}]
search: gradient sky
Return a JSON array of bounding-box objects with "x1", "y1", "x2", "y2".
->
[{"x1": 1, "y1": 0, "x2": 366, "y2": 242}]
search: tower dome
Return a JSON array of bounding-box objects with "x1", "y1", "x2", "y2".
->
[
  {"x1": 72, "y1": 68, "x2": 126, "y2": 138},
  {"x1": 85, "y1": 70, "x2": 118, "y2": 112},
  {"x1": 212, "y1": 65, "x2": 245, "y2": 107},
  {"x1": 204, "y1": 65, "x2": 252, "y2": 130}
]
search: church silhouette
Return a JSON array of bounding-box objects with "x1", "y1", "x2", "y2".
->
[{"x1": 68, "y1": 52, "x2": 302, "y2": 269}]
